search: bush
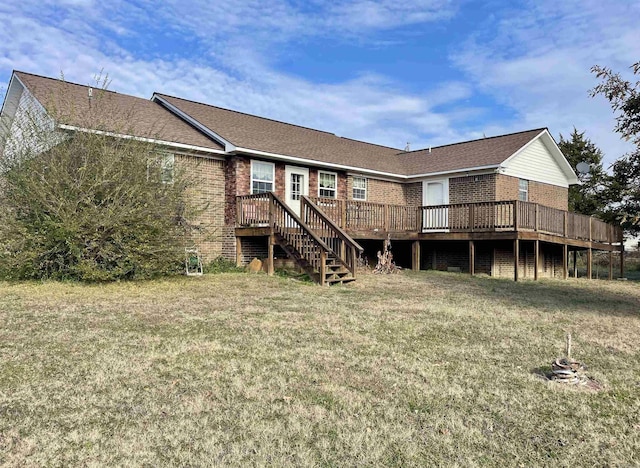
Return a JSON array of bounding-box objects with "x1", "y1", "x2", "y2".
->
[
  {"x1": 203, "y1": 257, "x2": 245, "y2": 274},
  {"x1": 0, "y1": 81, "x2": 205, "y2": 281}
]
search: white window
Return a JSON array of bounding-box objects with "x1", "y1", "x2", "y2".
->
[
  {"x1": 251, "y1": 160, "x2": 275, "y2": 194},
  {"x1": 318, "y1": 171, "x2": 337, "y2": 198},
  {"x1": 518, "y1": 179, "x2": 529, "y2": 201},
  {"x1": 147, "y1": 152, "x2": 175, "y2": 184},
  {"x1": 160, "y1": 153, "x2": 174, "y2": 184},
  {"x1": 352, "y1": 176, "x2": 367, "y2": 200}
]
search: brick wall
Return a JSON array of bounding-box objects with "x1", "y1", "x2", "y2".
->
[
  {"x1": 405, "y1": 182, "x2": 422, "y2": 206},
  {"x1": 449, "y1": 174, "x2": 496, "y2": 204},
  {"x1": 178, "y1": 154, "x2": 229, "y2": 261},
  {"x1": 496, "y1": 174, "x2": 568, "y2": 210},
  {"x1": 493, "y1": 241, "x2": 564, "y2": 278},
  {"x1": 347, "y1": 177, "x2": 405, "y2": 204}
]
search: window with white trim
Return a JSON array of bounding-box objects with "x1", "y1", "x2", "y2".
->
[
  {"x1": 352, "y1": 176, "x2": 367, "y2": 200},
  {"x1": 251, "y1": 160, "x2": 275, "y2": 194},
  {"x1": 160, "y1": 153, "x2": 174, "y2": 184},
  {"x1": 147, "y1": 152, "x2": 175, "y2": 184},
  {"x1": 318, "y1": 171, "x2": 337, "y2": 198},
  {"x1": 518, "y1": 179, "x2": 529, "y2": 201}
]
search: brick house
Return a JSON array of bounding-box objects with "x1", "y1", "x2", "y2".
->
[{"x1": 1, "y1": 71, "x2": 623, "y2": 284}]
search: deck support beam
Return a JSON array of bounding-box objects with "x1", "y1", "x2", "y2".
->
[
  {"x1": 412, "y1": 241, "x2": 421, "y2": 271},
  {"x1": 573, "y1": 250, "x2": 578, "y2": 278},
  {"x1": 469, "y1": 240, "x2": 475, "y2": 276},
  {"x1": 236, "y1": 237, "x2": 243, "y2": 267},
  {"x1": 267, "y1": 234, "x2": 275, "y2": 276},
  {"x1": 562, "y1": 244, "x2": 568, "y2": 280},
  {"x1": 586, "y1": 248, "x2": 592, "y2": 280},
  {"x1": 514, "y1": 239, "x2": 519, "y2": 282},
  {"x1": 534, "y1": 240, "x2": 539, "y2": 281},
  {"x1": 620, "y1": 244, "x2": 625, "y2": 279},
  {"x1": 608, "y1": 250, "x2": 613, "y2": 280}
]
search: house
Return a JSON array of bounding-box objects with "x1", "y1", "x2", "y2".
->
[{"x1": 0, "y1": 71, "x2": 624, "y2": 284}]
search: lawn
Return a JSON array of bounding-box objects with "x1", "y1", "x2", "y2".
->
[{"x1": 1, "y1": 271, "x2": 639, "y2": 466}]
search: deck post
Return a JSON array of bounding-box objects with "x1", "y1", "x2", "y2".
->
[
  {"x1": 620, "y1": 243, "x2": 625, "y2": 279},
  {"x1": 341, "y1": 199, "x2": 347, "y2": 229},
  {"x1": 320, "y1": 250, "x2": 327, "y2": 286},
  {"x1": 514, "y1": 238, "x2": 519, "y2": 282},
  {"x1": 469, "y1": 240, "x2": 475, "y2": 276},
  {"x1": 469, "y1": 204, "x2": 475, "y2": 232},
  {"x1": 514, "y1": 201, "x2": 519, "y2": 231},
  {"x1": 412, "y1": 241, "x2": 421, "y2": 271},
  {"x1": 534, "y1": 204, "x2": 539, "y2": 231},
  {"x1": 562, "y1": 244, "x2": 568, "y2": 280},
  {"x1": 608, "y1": 250, "x2": 613, "y2": 280},
  {"x1": 267, "y1": 234, "x2": 275, "y2": 276},
  {"x1": 573, "y1": 250, "x2": 578, "y2": 278},
  {"x1": 586, "y1": 248, "x2": 592, "y2": 280},
  {"x1": 236, "y1": 237, "x2": 243, "y2": 267},
  {"x1": 563, "y1": 212, "x2": 568, "y2": 237},
  {"x1": 534, "y1": 240, "x2": 539, "y2": 281}
]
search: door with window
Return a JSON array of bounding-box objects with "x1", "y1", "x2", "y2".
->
[
  {"x1": 285, "y1": 165, "x2": 309, "y2": 217},
  {"x1": 422, "y1": 179, "x2": 449, "y2": 230}
]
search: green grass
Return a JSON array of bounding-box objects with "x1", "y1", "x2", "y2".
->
[{"x1": 1, "y1": 271, "x2": 639, "y2": 466}]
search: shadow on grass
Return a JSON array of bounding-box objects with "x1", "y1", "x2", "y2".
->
[{"x1": 410, "y1": 271, "x2": 640, "y2": 319}]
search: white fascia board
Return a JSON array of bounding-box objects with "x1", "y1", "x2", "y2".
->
[
  {"x1": 406, "y1": 165, "x2": 502, "y2": 180},
  {"x1": 501, "y1": 129, "x2": 579, "y2": 185},
  {"x1": 0, "y1": 74, "x2": 22, "y2": 118},
  {"x1": 151, "y1": 94, "x2": 236, "y2": 152},
  {"x1": 58, "y1": 124, "x2": 227, "y2": 156},
  {"x1": 233, "y1": 146, "x2": 407, "y2": 180}
]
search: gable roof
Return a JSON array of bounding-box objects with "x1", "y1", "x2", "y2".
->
[
  {"x1": 12, "y1": 72, "x2": 224, "y2": 153},
  {"x1": 153, "y1": 93, "x2": 407, "y2": 174},
  {"x1": 3, "y1": 71, "x2": 574, "y2": 182},
  {"x1": 153, "y1": 93, "x2": 556, "y2": 178},
  {"x1": 397, "y1": 129, "x2": 546, "y2": 176}
]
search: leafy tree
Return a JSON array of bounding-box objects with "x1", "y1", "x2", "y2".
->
[
  {"x1": 558, "y1": 128, "x2": 608, "y2": 216},
  {"x1": 591, "y1": 62, "x2": 640, "y2": 233},
  {"x1": 0, "y1": 79, "x2": 205, "y2": 281}
]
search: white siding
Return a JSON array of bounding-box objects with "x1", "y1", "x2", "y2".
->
[
  {"x1": 501, "y1": 137, "x2": 570, "y2": 187},
  {"x1": 1, "y1": 84, "x2": 60, "y2": 163}
]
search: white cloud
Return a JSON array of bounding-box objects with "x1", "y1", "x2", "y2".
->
[
  {"x1": 0, "y1": 1, "x2": 470, "y2": 151},
  {"x1": 451, "y1": 0, "x2": 640, "y2": 167}
]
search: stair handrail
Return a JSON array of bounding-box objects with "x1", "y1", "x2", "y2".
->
[
  {"x1": 301, "y1": 195, "x2": 364, "y2": 254},
  {"x1": 269, "y1": 193, "x2": 335, "y2": 254}
]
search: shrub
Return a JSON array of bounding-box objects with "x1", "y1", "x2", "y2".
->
[{"x1": 0, "y1": 79, "x2": 205, "y2": 281}]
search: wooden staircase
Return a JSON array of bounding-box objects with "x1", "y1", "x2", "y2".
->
[{"x1": 238, "y1": 193, "x2": 363, "y2": 285}]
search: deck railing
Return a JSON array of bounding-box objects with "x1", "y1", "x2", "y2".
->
[
  {"x1": 236, "y1": 193, "x2": 364, "y2": 283},
  {"x1": 307, "y1": 197, "x2": 622, "y2": 245}
]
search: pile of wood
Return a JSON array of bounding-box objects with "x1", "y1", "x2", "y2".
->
[{"x1": 374, "y1": 235, "x2": 400, "y2": 274}]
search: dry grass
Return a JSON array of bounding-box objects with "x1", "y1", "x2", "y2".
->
[{"x1": 1, "y1": 271, "x2": 639, "y2": 466}]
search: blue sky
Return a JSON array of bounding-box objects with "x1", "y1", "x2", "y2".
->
[{"x1": 0, "y1": 0, "x2": 638, "y2": 167}]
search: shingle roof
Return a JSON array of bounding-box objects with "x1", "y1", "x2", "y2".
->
[
  {"x1": 14, "y1": 72, "x2": 224, "y2": 152},
  {"x1": 154, "y1": 93, "x2": 407, "y2": 174},
  {"x1": 10, "y1": 71, "x2": 547, "y2": 176},
  {"x1": 397, "y1": 128, "x2": 546, "y2": 175},
  {"x1": 155, "y1": 93, "x2": 545, "y2": 176}
]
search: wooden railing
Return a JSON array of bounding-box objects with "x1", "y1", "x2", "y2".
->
[
  {"x1": 300, "y1": 196, "x2": 363, "y2": 276},
  {"x1": 236, "y1": 193, "x2": 364, "y2": 284},
  {"x1": 307, "y1": 197, "x2": 622, "y2": 245}
]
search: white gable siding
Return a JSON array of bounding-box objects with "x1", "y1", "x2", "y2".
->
[
  {"x1": 2, "y1": 83, "x2": 60, "y2": 161},
  {"x1": 501, "y1": 138, "x2": 569, "y2": 188}
]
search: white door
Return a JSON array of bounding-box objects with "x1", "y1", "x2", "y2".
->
[
  {"x1": 285, "y1": 165, "x2": 309, "y2": 217},
  {"x1": 422, "y1": 179, "x2": 449, "y2": 230}
]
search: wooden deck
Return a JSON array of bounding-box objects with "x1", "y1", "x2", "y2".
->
[
  {"x1": 236, "y1": 195, "x2": 624, "y2": 281},
  {"x1": 305, "y1": 197, "x2": 622, "y2": 251}
]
